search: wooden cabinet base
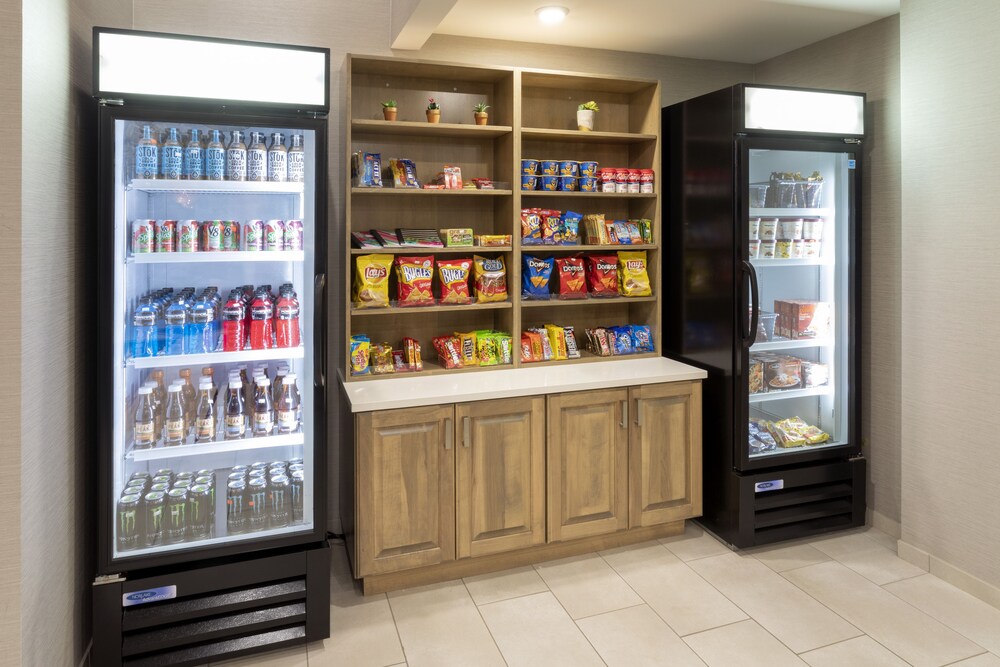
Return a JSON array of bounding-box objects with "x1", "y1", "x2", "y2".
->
[{"x1": 355, "y1": 520, "x2": 685, "y2": 595}]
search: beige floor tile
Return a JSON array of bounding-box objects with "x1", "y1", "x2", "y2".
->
[
  {"x1": 308, "y1": 594, "x2": 405, "y2": 667},
  {"x1": 210, "y1": 645, "x2": 308, "y2": 666},
  {"x1": 800, "y1": 636, "x2": 909, "y2": 667},
  {"x1": 463, "y1": 565, "x2": 549, "y2": 606},
  {"x1": 810, "y1": 530, "x2": 926, "y2": 584},
  {"x1": 387, "y1": 580, "x2": 504, "y2": 667},
  {"x1": 659, "y1": 522, "x2": 732, "y2": 562},
  {"x1": 950, "y1": 653, "x2": 1000, "y2": 666},
  {"x1": 576, "y1": 604, "x2": 706, "y2": 667},
  {"x1": 533, "y1": 552, "x2": 643, "y2": 619},
  {"x1": 784, "y1": 561, "x2": 984, "y2": 667},
  {"x1": 885, "y1": 574, "x2": 1000, "y2": 655},
  {"x1": 683, "y1": 619, "x2": 806, "y2": 667},
  {"x1": 690, "y1": 552, "x2": 861, "y2": 653},
  {"x1": 862, "y1": 527, "x2": 900, "y2": 552},
  {"x1": 600, "y1": 541, "x2": 747, "y2": 637},
  {"x1": 750, "y1": 542, "x2": 831, "y2": 573},
  {"x1": 478, "y1": 591, "x2": 604, "y2": 667},
  {"x1": 809, "y1": 530, "x2": 882, "y2": 559}
]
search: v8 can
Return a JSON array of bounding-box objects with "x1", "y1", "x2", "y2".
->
[
  {"x1": 178, "y1": 220, "x2": 200, "y2": 252},
  {"x1": 283, "y1": 219, "x2": 303, "y2": 251},
  {"x1": 201, "y1": 220, "x2": 224, "y2": 252},
  {"x1": 154, "y1": 220, "x2": 176, "y2": 253},
  {"x1": 132, "y1": 219, "x2": 155, "y2": 254},
  {"x1": 264, "y1": 220, "x2": 285, "y2": 252},
  {"x1": 222, "y1": 220, "x2": 240, "y2": 251},
  {"x1": 244, "y1": 219, "x2": 264, "y2": 251}
]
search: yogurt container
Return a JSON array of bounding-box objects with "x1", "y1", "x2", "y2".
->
[
  {"x1": 760, "y1": 240, "x2": 776, "y2": 259},
  {"x1": 521, "y1": 158, "x2": 539, "y2": 175},
  {"x1": 557, "y1": 176, "x2": 578, "y2": 191},
  {"x1": 802, "y1": 239, "x2": 821, "y2": 258},
  {"x1": 759, "y1": 218, "x2": 778, "y2": 241},
  {"x1": 775, "y1": 240, "x2": 794, "y2": 259},
  {"x1": 778, "y1": 218, "x2": 804, "y2": 240},
  {"x1": 791, "y1": 239, "x2": 805, "y2": 259},
  {"x1": 802, "y1": 217, "x2": 824, "y2": 240},
  {"x1": 749, "y1": 218, "x2": 761, "y2": 240},
  {"x1": 748, "y1": 240, "x2": 761, "y2": 258}
]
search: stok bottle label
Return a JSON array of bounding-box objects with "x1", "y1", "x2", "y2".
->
[
  {"x1": 267, "y1": 152, "x2": 287, "y2": 182},
  {"x1": 288, "y1": 152, "x2": 305, "y2": 182},
  {"x1": 184, "y1": 147, "x2": 203, "y2": 178},
  {"x1": 247, "y1": 149, "x2": 266, "y2": 181},
  {"x1": 162, "y1": 146, "x2": 183, "y2": 179},
  {"x1": 227, "y1": 149, "x2": 247, "y2": 181},
  {"x1": 206, "y1": 148, "x2": 225, "y2": 179},
  {"x1": 135, "y1": 145, "x2": 158, "y2": 179}
]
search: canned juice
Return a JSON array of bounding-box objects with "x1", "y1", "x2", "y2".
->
[
  {"x1": 222, "y1": 221, "x2": 240, "y2": 251},
  {"x1": 178, "y1": 220, "x2": 200, "y2": 252},
  {"x1": 155, "y1": 220, "x2": 176, "y2": 253},
  {"x1": 201, "y1": 220, "x2": 224, "y2": 252},
  {"x1": 244, "y1": 220, "x2": 264, "y2": 251},
  {"x1": 283, "y1": 220, "x2": 303, "y2": 251},
  {"x1": 132, "y1": 219, "x2": 155, "y2": 254},
  {"x1": 264, "y1": 220, "x2": 284, "y2": 251}
]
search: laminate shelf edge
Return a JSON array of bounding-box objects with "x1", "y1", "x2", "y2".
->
[
  {"x1": 521, "y1": 127, "x2": 657, "y2": 144},
  {"x1": 352, "y1": 119, "x2": 513, "y2": 138}
]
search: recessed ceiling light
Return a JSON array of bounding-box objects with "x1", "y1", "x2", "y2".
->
[{"x1": 536, "y1": 6, "x2": 568, "y2": 24}]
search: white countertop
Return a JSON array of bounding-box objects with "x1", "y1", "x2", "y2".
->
[{"x1": 340, "y1": 357, "x2": 707, "y2": 412}]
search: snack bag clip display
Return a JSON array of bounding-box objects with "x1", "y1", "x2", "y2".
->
[
  {"x1": 617, "y1": 250, "x2": 652, "y2": 297},
  {"x1": 522, "y1": 255, "x2": 554, "y2": 300},
  {"x1": 437, "y1": 258, "x2": 472, "y2": 305},
  {"x1": 394, "y1": 256, "x2": 435, "y2": 307},
  {"x1": 352, "y1": 254, "x2": 392, "y2": 308},
  {"x1": 473, "y1": 255, "x2": 508, "y2": 303}
]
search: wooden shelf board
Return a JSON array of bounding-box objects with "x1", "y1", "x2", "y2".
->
[
  {"x1": 353, "y1": 119, "x2": 512, "y2": 138},
  {"x1": 523, "y1": 350, "x2": 660, "y2": 368},
  {"x1": 522, "y1": 127, "x2": 656, "y2": 144},
  {"x1": 351, "y1": 301, "x2": 513, "y2": 316},
  {"x1": 521, "y1": 296, "x2": 656, "y2": 308},
  {"x1": 348, "y1": 358, "x2": 514, "y2": 381},
  {"x1": 519, "y1": 244, "x2": 658, "y2": 253},
  {"x1": 352, "y1": 187, "x2": 513, "y2": 196},
  {"x1": 350, "y1": 246, "x2": 511, "y2": 255},
  {"x1": 520, "y1": 191, "x2": 656, "y2": 199}
]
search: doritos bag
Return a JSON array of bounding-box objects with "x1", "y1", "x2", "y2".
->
[
  {"x1": 522, "y1": 255, "x2": 554, "y2": 300},
  {"x1": 555, "y1": 255, "x2": 587, "y2": 299},
  {"x1": 585, "y1": 254, "x2": 619, "y2": 297}
]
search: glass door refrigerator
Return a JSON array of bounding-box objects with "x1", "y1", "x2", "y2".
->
[
  {"x1": 663, "y1": 84, "x2": 866, "y2": 548},
  {"x1": 91, "y1": 28, "x2": 331, "y2": 666}
]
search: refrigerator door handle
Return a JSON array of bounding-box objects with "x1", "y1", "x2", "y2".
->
[
  {"x1": 741, "y1": 260, "x2": 760, "y2": 347},
  {"x1": 314, "y1": 273, "x2": 326, "y2": 388}
]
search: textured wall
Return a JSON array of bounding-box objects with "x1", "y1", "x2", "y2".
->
[
  {"x1": 132, "y1": 0, "x2": 754, "y2": 533},
  {"x1": 20, "y1": 0, "x2": 131, "y2": 665},
  {"x1": 899, "y1": 0, "x2": 1000, "y2": 589},
  {"x1": 754, "y1": 16, "x2": 903, "y2": 529}
]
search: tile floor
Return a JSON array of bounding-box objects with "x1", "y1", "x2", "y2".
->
[{"x1": 214, "y1": 525, "x2": 1000, "y2": 667}]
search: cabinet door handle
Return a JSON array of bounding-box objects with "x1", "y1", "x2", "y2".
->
[
  {"x1": 463, "y1": 416, "x2": 471, "y2": 448},
  {"x1": 636, "y1": 399, "x2": 643, "y2": 427},
  {"x1": 444, "y1": 418, "x2": 453, "y2": 450},
  {"x1": 620, "y1": 400, "x2": 628, "y2": 428}
]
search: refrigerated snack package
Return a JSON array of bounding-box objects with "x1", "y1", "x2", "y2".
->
[
  {"x1": 774, "y1": 299, "x2": 832, "y2": 339},
  {"x1": 748, "y1": 356, "x2": 765, "y2": 394}
]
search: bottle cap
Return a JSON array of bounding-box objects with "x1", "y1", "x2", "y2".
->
[
  {"x1": 284, "y1": 374, "x2": 297, "y2": 382},
  {"x1": 258, "y1": 378, "x2": 270, "y2": 387},
  {"x1": 168, "y1": 384, "x2": 182, "y2": 393},
  {"x1": 230, "y1": 380, "x2": 243, "y2": 389},
  {"x1": 138, "y1": 386, "x2": 152, "y2": 394}
]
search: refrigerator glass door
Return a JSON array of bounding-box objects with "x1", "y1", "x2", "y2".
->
[
  {"x1": 111, "y1": 117, "x2": 316, "y2": 560},
  {"x1": 746, "y1": 148, "x2": 852, "y2": 460}
]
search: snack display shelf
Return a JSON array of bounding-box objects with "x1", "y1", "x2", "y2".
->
[
  {"x1": 751, "y1": 337, "x2": 833, "y2": 352},
  {"x1": 126, "y1": 432, "x2": 305, "y2": 462},
  {"x1": 521, "y1": 191, "x2": 656, "y2": 199},
  {"x1": 523, "y1": 350, "x2": 660, "y2": 368},
  {"x1": 521, "y1": 244, "x2": 658, "y2": 253},
  {"x1": 127, "y1": 179, "x2": 305, "y2": 195},
  {"x1": 521, "y1": 127, "x2": 657, "y2": 144},
  {"x1": 351, "y1": 187, "x2": 512, "y2": 196},
  {"x1": 350, "y1": 246, "x2": 511, "y2": 255},
  {"x1": 128, "y1": 251, "x2": 304, "y2": 264},
  {"x1": 128, "y1": 347, "x2": 305, "y2": 370},
  {"x1": 350, "y1": 357, "x2": 515, "y2": 381},
  {"x1": 750, "y1": 439, "x2": 847, "y2": 460},
  {"x1": 751, "y1": 258, "x2": 831, "y2": 267},
  {"x1": 521, "y1": 296, "x2": 656, "y2": 308},
  {"x1": 351, "y1": 301, "x2": 513, "y2": 316},
  {"x1": 352, "y1": 118, "x2": 513, "y2": 138},
  {"x1": 749, "y1": 208, "x2": 834, "y2": 217},
  {"x1": 748, "y1": 385, "x2": 832, "y2": 403}
]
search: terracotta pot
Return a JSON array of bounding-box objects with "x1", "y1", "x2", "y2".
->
[
  {"x1": 577, "y1": 109, "x2": 595, "y2": 131},
  {"x1": 474, "y1": 112, "x2": 488, "y2": 126},
  {"x1": 426, "y1": 109, "x2": 441, "y2": 123},
  {"x1": 382, "y1": 107, "x2": 397, "y2": 121}
]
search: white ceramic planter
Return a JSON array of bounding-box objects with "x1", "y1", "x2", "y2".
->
[{"x1": 577, "y1": 109, "x2": 595, "y2": 131}]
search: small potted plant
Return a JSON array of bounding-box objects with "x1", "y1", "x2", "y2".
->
[
  {"x1": 473, "y1": 102, "x2": 490, "y2": 126},
  {"x1": 426, "y1": 98, "x2": 441, "y2": 124},
  {"x1": 577, "y1": 100, "x2": 599, "y2": 131},
  {"x1": 381, "y1": 100, "x2": 397, "y2": 121}
]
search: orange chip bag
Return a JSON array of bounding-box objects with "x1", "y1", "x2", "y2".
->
[
  {"x1": 473, "y1": 255, "x2": 508, "y2": 303},
  {"x1": 617, "y1": 251, "x2": 652, "y2": 297},
  {"x1": 585, "y1": 254, "x2": 619, "y2": 297},
  {"x1": 395, "y1": 256, "x2": 435, "y2": 307},
  {"x1": 555, "y1": 255, "x2": 587, "y2": 299},
  {"x1": 352, "y1": 254, "x2": 392, "y2": 309},
  {"x1": 437, "y1": 258, "x2": 472, "y2": 305}
]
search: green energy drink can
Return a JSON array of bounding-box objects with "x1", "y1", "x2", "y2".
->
[
  {"x1": 226, "y1": 480, "x2": 247, "y2": 534},
  {"x1": 143, "y1": 491, "x2": 165, "y2": 548},
  {"x1": 247, "y1": 477, "x2": 268, "y2": 532},
  {"x1": 165, "y1": 488, "x2": 188, "y2": 543},
  {"x1": 188, "y1": 484, "x2": 212, "y2": 540},
  {"x1": 117, "y1": 494, "x2": 142, "y2": 551}
]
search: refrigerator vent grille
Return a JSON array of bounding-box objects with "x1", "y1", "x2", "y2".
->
[{"x1": 752, "y1": 477, "x2": 858, "y2": 544}]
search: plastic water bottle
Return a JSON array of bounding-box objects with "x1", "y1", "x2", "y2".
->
[
  {"x1": 186, "y1": 299, "x2": 214, "y2": 354},
  {"x1": 131, "y1": 299, "x2": 159, "y2": 358},
  {"x1": 164, "y1": 299, "x2": 188, "y2": 356}
]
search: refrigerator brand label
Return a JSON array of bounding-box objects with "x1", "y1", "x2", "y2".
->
[
  {"x1": 122, "y1": 585, "x2": 176, "y2": 607},
  {"x1": 754, "y1": 479, "x2": 784, "y2": 493},
  {"x1": 848, "y1": 159, "x2": 856, "y2": 170}
]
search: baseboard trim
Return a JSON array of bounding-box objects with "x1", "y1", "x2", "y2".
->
[
  {"x1": 77, "y1": 640, "x2": 92, "y2": 667},
  {"x1": 868, "y1": 509, "x2": 901, "y2": 538},
  {"x1": 897, "y1": 539, "x2": 1000, "y2": 611}
]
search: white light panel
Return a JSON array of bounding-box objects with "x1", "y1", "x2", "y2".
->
[
  {"x1": 744, "y1": 87, "x2": 864, "y2": 136},
  {"x1": 97, "y1": 32, "x2": 326, "y2": 108}
]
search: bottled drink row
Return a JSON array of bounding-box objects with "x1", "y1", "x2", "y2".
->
[
  {"x1": 133, "y1": 364, "x2": 301, "y2": 450},
  {"x1": 116, "y1": 460, "x2": 306, "y2": 551},
  {"x1": 132, "y1": 219, "x2": 303, "y2": 254},
  {"x1": 131, "y1": 284, "x2": 301, "y2": 359},
  {"x1": 134, "y1": 126, "x2": 305, "y2": 183}
]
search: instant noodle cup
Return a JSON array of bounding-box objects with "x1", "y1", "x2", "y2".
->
[
  {"x1": 585, "y1": 254, "x2": 619, "y2": 297},
  {"x1": 540, "y1": 175, "x2": 559, "y2": 191},
  {"x1": 557, "y1": 176, "x2": 577, "y2": 191},
  {"x1": 394, "y1": 256, "x2": 435, "y2": 307},
  {"x1": 617, "y1": 250, "x2": 652, "y2": 297},
  {"x1": 437, "y1": 258, "x2": 472, "y2": 305},
  {"x1": 352, "y1": 254, "x2": 392, "y2": 308},
  {"x1": 579, "y1": 176, "x2": 598, "y2": 192},
  {"x1": 555, "y1": 255, "x2": 587, "y2": 299},
  {"x1": 473, "y1": 255, "x2": 508, "y2": 303},
  {"x1": 558, "y1": 160, "x2": 579, "y2": 177},
  {"x1": 540, "y1": 160, "x2": 559, "y2": 175},
  {"x1": 522, "y1": 255, "x2": 554, "y2": 300},
  {"x1": 579, "y1": 161, "x2": 599, "y2": 177},
  {"x1": 521, "y1": 174, "x2": 538, "y2": 191},
  {"x1": 521, "y1": 158, "x2": 539, "y2": 175}
]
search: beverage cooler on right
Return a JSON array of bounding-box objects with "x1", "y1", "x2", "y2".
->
[{"x1": 663, "y1": 84, "x2": 866, "y2": 548}]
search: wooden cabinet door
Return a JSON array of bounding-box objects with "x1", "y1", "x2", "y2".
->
[
  {"x1": 356, "y1": 405, "x2": 455, "y2": 576},
  {"x1": 455, "y1": 397, "x2": 545, "y2": 559},
  {"x1": 547, "y1": 388, "x2": 629, "y2": 542},
  {"x1": 629, "y1": 381, "x2": 702, "y2": 528}
]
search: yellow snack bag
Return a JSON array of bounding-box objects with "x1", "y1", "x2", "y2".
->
[
  {"x1": 454, "y1": 331, "x2": 478, "y2": 367},
  {"x1": 544, "y1": 324, "x2": 568, "y2": 360},
  {"x1": 617, "y1": 250, "x2": 652, "y2": 297},
  {"x1": 473, "y1": 255, "x2": 508, "y2": 303},
  {"x1": 352, "y1": 254, "x2": 392, "y2": 308}
]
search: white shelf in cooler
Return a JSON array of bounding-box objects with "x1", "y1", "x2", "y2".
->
[
  {"x1": 749, "y1": 208, "x2": 834, "y2": 217},
  {"x1": 751, "y1": 337, "x2": 833, "y2": 352},
  {"x1": 749, "y1": 386, "x2": 832, "y2": 403},
  {"x1": 127, "y1": 432, "x2": 305, "y2": 462},
  {"x1": 127, "y1": 179, "x2": 304, "y2": 195},
  {"x1": 128, "y1": 251, "x2": 304, "y2": 264},
  {"x1": 750, "y1": 439, "x2": 847, "y2": 459},
  {"x1": 751, "y1": 258, "x2": 831, "y2": 267},
  {"x1": 129, "y1": 347, "x2": 305, "y2": 369}
]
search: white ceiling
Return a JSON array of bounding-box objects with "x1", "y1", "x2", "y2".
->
[{"x1": 418, "y1": 0, "x2": 899, "y2": 64}]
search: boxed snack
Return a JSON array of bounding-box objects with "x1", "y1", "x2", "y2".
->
[
  {"x1": 801, "y1": 361, "x2": 829, "y2": 388},
  {"x1": 398, "y1": 228, "x2": 443, "y2": 247},
  {"x1": 476, "y1": 234, "x2": 512, "y2": 247},
  {"x1": 394, "y1": 256, "x2": 435, "y2": 307},
  {"x1": 389, "y1": 158, "x2": 419, "y2": 188},
  {"x1": 350, "y1": 231, "x2": 382, "y2": 249},
  {"x1": 440, "y1": 228, "x2": 473, "y2": 247},
  {"x1": 352, "y1": 254, "x2": 392, "y2": 309},
  {"x1": 371, "y1": 229, "x2": 401, "y2": 247},
  {"x1": 748, "y1": 356, "x2": 765, "y2": 394},
  {"x1": 775, "y1": 300, "x2": 832, "y2": 339},
  {"x1": 351, "y1": 151, "x2": 383, "y2": 188},
  {"x1": 765, "y1": 356, "x2": 801, "y2": 391}
]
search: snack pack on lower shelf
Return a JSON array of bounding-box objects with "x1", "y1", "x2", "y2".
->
[
  {"x1": 520, "y1": 323, "x2": 653, "y2": 362},
  {"x1": 749, "y1": 417, "x2": 829, "y2": 453},
  {"x1": 350, "y1": 330, "x2": 513, "y2": 375}
]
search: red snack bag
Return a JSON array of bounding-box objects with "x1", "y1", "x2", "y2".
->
[
  {"x1": 395, "y1": 256, "x2": 435, "y2": 307},
  {"x1": 555, "y1": 255, "x2": 587, "y2": 299},
  {"x1": 432, "y1": 335, "x2": 464, "y2": 369},
  {"x1": 585, "y1": 254, "x2": 619, "y2": 297},
  {"x1": 437, "y1": 258, "x2": 472, "y2": 305}
]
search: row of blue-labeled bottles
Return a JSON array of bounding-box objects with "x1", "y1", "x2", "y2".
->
[
  {"x1": 132, "y1": 287, "x2": 222, "y2": 358},
  {"x1": 134, "y1": 126, "x2": 305, "y2": 182}
]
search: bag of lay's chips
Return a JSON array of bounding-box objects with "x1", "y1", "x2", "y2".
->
[
  {"x1": 473, "y1": 255, "x2": 507, "y2": 303},
  {"x1": 521, "y1": 208, "x2": 542, "y2": 245},
  {"x1": 395, "y1": 256, "x2": 435, "y2": 307},
  {"x1": 437, "y1": 258, "x2": 472, "y2": 305},
  {"x1": 353, "y1": 254, "x2": 392, "y2": 308},
  {"x1": 617, "y1": 250, "x2": 652, "y2": 297},
  {"x1": 585, "y1": 254, "x2": 619, "y2": 297},
  {"x1": 522, "y1": 255, "x2": 554, "y2": 300}
]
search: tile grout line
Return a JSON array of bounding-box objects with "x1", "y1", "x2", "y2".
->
[
  {"x1": 534, "y1": 551, "x2": 613, "y2": 666},
  {"x1": 572, "y1": 600, "x2": 648, "y2": 622},
  {"x1": 460, "y1": 577, "x2": 511, "y2": 667},
  {"x1": 940, "y1": 651, "x2": 990, "y2": 667},
  {"x1": 383, "y1": 591, "x2": 411, "y2": 667}
]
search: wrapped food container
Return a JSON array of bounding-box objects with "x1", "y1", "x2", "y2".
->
[
  {"x1": 521, "y1": 175, "x2": 538, "y2": 190},
  {"x1": 521, "y1": 158, "x2": 539, "y2": 175},
  {"x1": 755, "y1": 310, "x2": 778, "y2": 342},
  {"x1": 540, "y1": 175, "x2": 559, "y2": 191},
  {"x1": 540, "y1": 160, "x2": 559, "y2": 175},
  {"x1": 749, "y1": 217, "x2": 761, "y2": 240},
  {"x1": 579, "y1": 161, "x2": 599, "y2": 177},
  {"x1": 778, "y1": 218, "x2": 803, "y2": 240},
  {"x1": 558, "y1": 160, "x2": 579, "y2": 177},
  {"x1": 748, "y1": 240, "x2": 760, "y2": 258},
  {"x1": 579, "y1": 176, "x2": 598, "y2": 192},
  {"x1": 759, "y1": 218, "x2": 778, "y2": 241},
  {"x1": 557, "y1": 176, "x2": 578, "y2": 191},
  {"x1": 749, "y1": 182, "x2": 770, "y2": 208},
  {"x1": 760, "y1": 239, "x2": 776, "y2": 258}
]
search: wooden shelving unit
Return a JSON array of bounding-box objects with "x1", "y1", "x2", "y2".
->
[{"x1": 345, "y1": 55, "x2": 661, "y2": 381}]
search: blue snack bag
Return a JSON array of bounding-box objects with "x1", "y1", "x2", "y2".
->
[
  {"x1": 561, "y1": 211, "x2": 582, "y2": 245},
  {"x1": 609, "y1": 326, "x2": 634, "y2": 355},
  {"x1": 522, "y1": 255, "x2": 554, "y2": 300},
  {"x1": 630, "y1": 325, "x2": 653, "y2": 352}
]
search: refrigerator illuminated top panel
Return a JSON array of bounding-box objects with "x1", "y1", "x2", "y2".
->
[
  {"x1": 94, "y1": 28, "x2": 329, "y2": 112},
  {"x1": 743, "y1": 86, "x2": 864, "y2": 137}
]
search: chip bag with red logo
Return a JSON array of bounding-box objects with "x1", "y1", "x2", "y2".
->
[
  {"x1": 437, "y1": 258, "x2": 472, "y2": 305},
  {"x1": 395, "y1": 256, "x2": 435, "y2": 307},
  {"x1": 585, "y1": 254, "x2": 619, "y2": 297},
  {"x1": 555, "y1": 255, "x2": 587, "y2": 299},
  {"x1": 352, "y1": 254, "x2": 392, "y2": 308},
  {"x1": 617, "y1": 250, "x2": 652, "y2": 297},
  {"x1": 473, "y1": 255, "x2": 508, "y2": 303}
]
